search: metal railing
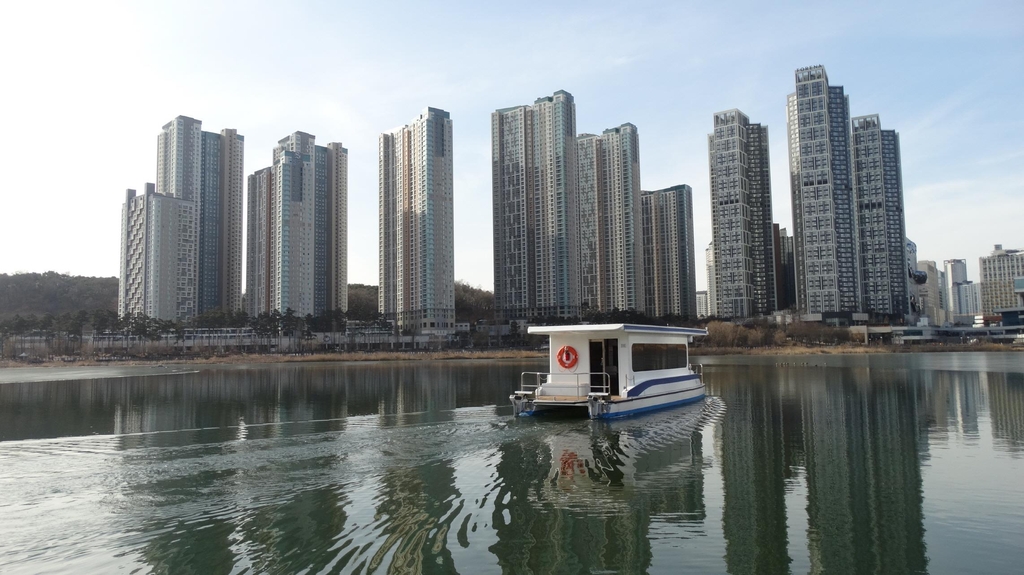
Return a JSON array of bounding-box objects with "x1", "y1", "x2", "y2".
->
[
  {"x1": 518, "y1": 371, "x2": 612, "y2": 398},
  {"x1": 689, "y1": 363, "x2": 703, "y2": 376}
]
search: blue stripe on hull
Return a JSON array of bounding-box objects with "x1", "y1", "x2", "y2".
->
[
  {"x1": 594, "y1": 390, "x2": 706, "y2": 419},
  {"x1": 626, "y1": 373, "x2": 702, "y2": 397}
]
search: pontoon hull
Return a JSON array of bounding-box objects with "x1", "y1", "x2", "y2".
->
[
  {"x1": 587, "y1": 385, "x2": 705, "y2": 419},
  {"x1": 511, "y1": 382, "x2": 705, "y2": 419}
]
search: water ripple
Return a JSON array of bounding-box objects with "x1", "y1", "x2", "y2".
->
[{"x1": 3, "y1": 354, "x2": 1023, "y2": 573}]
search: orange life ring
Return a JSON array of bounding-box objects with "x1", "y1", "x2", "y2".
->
[
  {"x1": 556, "y1": 345, "x2": 579, "y2": 370},
  {"x1": 559, "y1": 450, "x2": 586, "y2": 476}
]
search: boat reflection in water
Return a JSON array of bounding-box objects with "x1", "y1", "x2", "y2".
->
[
  {"x1": 491, "y1": 398, "x2": 726, "y2": 574},
  {"x1": 538, "y1": 399, "x2": 725, "y2": 512}
]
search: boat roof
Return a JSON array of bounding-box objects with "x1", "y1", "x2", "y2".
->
[{"x1": 527, "y1": 323, "x2": 707, "y2": 337}]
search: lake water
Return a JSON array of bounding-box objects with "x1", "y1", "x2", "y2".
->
[{"x1": 0, "y1": 353, "x2": 1022, "y2": 574}]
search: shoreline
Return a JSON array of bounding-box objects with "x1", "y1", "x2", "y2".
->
[{"x1": 1, "y1": 343, "x2": 1019, "y2": 369}]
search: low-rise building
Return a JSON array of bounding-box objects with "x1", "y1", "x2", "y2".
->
[{"x1": 980, "y1": 245, "x2": 1024, "y2": 314}]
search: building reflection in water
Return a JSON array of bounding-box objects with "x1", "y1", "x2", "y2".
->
[
  {"x1": 988, "y1": 371, "x2": 1024, "y2": 454},
  {"x1": 801, "y1": 367, "x2": 927, "y2": 574},
  {"x1": 717, "y1": 365, "x2": 791, "y2": 575},
  {"x1": 710, "y1": 362, "x2": 929, "y2": 575},
  {"x1": 921, "y1": 369, "x2": 982, "y2": 443}
]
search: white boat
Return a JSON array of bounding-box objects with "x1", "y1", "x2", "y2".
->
[{"x1": 510, "y1": 323, "x2": 707, "y2": 419}]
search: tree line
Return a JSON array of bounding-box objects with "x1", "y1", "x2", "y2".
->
[
  {"x1": 0, "y1": 282, "x2": 478, "y2": 341},
  {"x1": 699, "y1": 320, "x2": 856, "y2": 347},
  {"x1": 0, "y1": 307, "x2": 388, "y2": 340},
  {"x1": 0, "y1": 272, "x2": 857, "y2": 349}
]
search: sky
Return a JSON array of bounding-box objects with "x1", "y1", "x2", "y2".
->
[{"x1": 1, "y1": 0, "x2": 1022, "y2": 294}]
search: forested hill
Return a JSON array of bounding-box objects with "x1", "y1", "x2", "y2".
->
[
  {"x1": 337, "y1": 281, "x2": 495, "y2": 322},
  {"x1": 0, "y1": 272, "x2": 118, "y2": 319},
  {"x1": 455, "y1": 281, "x2": 494, "y2": 322}
]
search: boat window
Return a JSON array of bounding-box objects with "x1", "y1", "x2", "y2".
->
[{"x1": 631, "y1": 344, "x2": 688, "y2": 372}]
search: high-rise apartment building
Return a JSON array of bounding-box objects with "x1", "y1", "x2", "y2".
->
[
  {"x1": 979, "y1": 245, "x2": 1024, "y2": 314},
  {"x1": 325, "y1": 142, "x2": 349, "y2": 314},
  {"x1": 275, "y1": 134, "x2": 315, "y2": 317},
  {"x1": 145, "y1": 192, "x2": 198, "y2": 321},
  {"x1": 245, "y1": 132, "x2": 348, "y2": 318},
  {"x1": 119, "y1": 185, "x2": 150, "y2": 318},
  {"x1": 957, "y1": 282, "x2": 981, "y2": 316},
  {"x1": 157, "y1": 116, "x2": 202, "y2": 201},
  {"x1": 156, "y1": 116, "x2": 244, "y2": 314},
  {"x1": 706, "y1": 243, "x2": 717, "y2": 317},
  {"x1": 492, "y1": 90, "x2": 579, "y2": 321},
  {"x1": 906, "y1": 238, "x2": 921, "y2": 317},
  {"x1": 578, "y1": 133, "x2": 600, "y2": 311},
  {"x1": 852, "y1": 115, "x2": 908, "y2": 317},
  {"x1": 379, "y1": 108, "x2": 455, "y2": 334},
  {"x1": 787, "y1": 66, "x2": 859, "y2": 314},
  {"x1": 696, "y1": 291, "x2": 709, "y2": 318},
  {"x1": 640, "y1": 185, "x2": 696, "y2": 319},
  {"x1": 119, "y1": 116, "x2": 243, "y2": 321},
  {"x1": 917, "y1": 260, "x2": 947, "y2": 326},
  {"x1": 943, "y1": 259, "x2": 969, "y2": 315},
  {"x1": 774, "y1": 225, "x2": 797, "y2": 310},
  {"x1": 245, "y1": 168, "x2": 273, "y2": 316},
  {"x1": 709, "y1": 109, "x2": 775, "y2": 318},
  {"x1": 578, "y1": 123, "x2": 644, "y2": 312},
  {"x1": 197, "y1": 128, "x2": 245, "y2": 314},
  {"x1": 773, "y1": 224, "x2": 785, "y2": 310},
  {"x1": 118, "y1": 184, "x2": 198, "y2": 321}
]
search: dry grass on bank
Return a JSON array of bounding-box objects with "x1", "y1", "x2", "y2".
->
[
  {"x1": 691, "y1": 342, "x2": 1017, "y2": 356},
  {"x1": 180, "y1": 349, "x2": 547, "y2": 365}
]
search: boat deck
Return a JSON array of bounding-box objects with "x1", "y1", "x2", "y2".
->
[{"x1": 535, "y1": 395, "x2": 623, "y2": 402}]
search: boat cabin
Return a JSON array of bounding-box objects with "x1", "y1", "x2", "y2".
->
[{"x1": 529, "y1": 324, "x2": 705, "y2": 396}]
